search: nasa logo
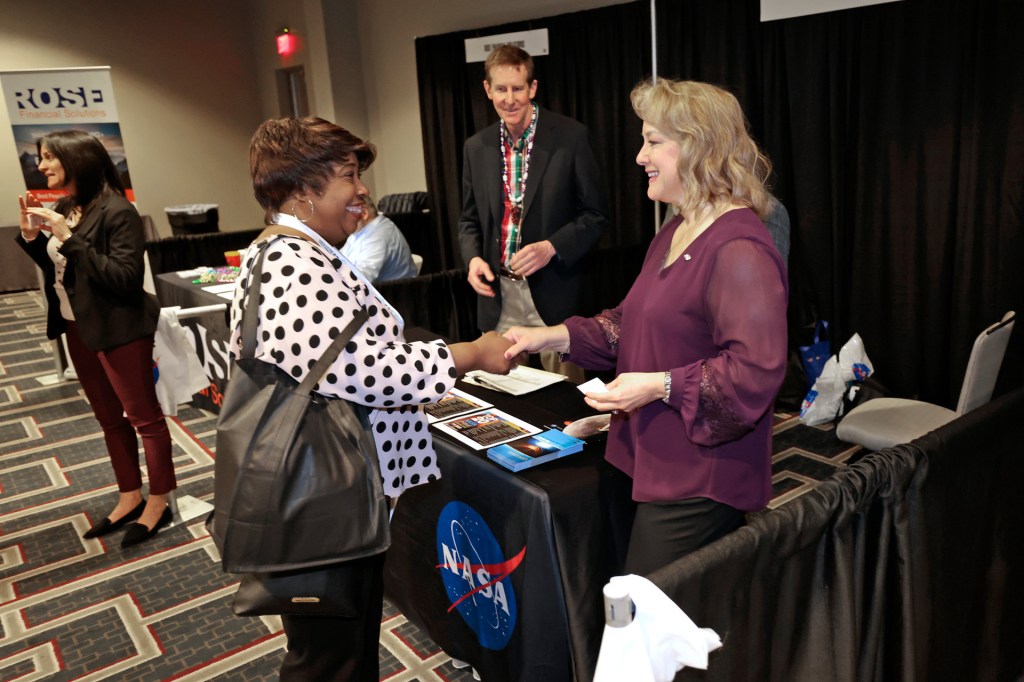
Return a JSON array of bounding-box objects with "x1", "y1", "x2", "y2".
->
[{"x1": 435, "y1": 501, "x2": 525, "y2": 650}]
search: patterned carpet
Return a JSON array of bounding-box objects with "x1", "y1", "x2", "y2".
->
[{"x1": 0, "y1": 289, "x2": 860, "y2": 681}]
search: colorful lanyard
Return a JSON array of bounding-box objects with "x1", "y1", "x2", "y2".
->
[{"x1": 499, "y1": 103, "x2": 538, "y2": 266}]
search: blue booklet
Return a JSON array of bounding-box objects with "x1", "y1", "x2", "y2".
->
[{"x1": 486, "y1": 429, "x2": 585, "y2": 472}]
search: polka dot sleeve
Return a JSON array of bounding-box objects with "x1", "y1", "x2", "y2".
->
[{"x1": 229, "y1": 237, "x2": 457, "y2": 407}]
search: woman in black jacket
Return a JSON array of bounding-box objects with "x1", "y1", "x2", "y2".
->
[{"x1": 17, "y1": 129, "x2": 176, "y2": 548}]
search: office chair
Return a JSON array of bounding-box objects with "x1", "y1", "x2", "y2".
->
[{"x1": 836, "y1": 311, "x2": 1015, "y2": 451}]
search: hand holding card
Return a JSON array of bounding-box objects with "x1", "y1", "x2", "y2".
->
[{"x1": 577, "y1": 377, "x2": 609, "y2": 395}]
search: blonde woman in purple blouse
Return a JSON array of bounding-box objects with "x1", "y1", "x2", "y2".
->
[{"x1": 504, "y1": 79, "x2": 789, "y2": 574}]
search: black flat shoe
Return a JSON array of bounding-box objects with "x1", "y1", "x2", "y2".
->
[
  {"x1": 121, "y1": 506, "x2": 174, "y2": 549},
  {"x1": 82, "y1": 499, "x2": 146, "y2": 539}
]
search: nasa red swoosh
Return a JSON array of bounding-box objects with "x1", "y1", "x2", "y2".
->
[{"x1": 435, "y1": 546, "x2": 526, "y2": 612}]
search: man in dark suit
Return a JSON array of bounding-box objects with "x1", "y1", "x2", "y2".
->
[{"x1": 458, "y1": 45, "x2": 608, "y2": 375}]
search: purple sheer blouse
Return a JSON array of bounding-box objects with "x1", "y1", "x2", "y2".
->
[{"x1": 564, "y1": 208, "x2": 788, "y2": 510}]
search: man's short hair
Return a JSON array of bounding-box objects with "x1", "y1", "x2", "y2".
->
[{"x1": 484, "y1": 44, "x2": 534, "y2": 83}]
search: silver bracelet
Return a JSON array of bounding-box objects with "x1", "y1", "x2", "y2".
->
[{"x1": 662, "y1": 370, "x2": 672, "y2": 404}]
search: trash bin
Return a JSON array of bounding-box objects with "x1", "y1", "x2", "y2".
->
[{"x1": 165, "y1": 204, "x2": 219, "y2": 236}]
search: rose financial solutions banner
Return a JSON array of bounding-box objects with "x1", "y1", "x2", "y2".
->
[
  {"x1": 0, "y1": 66, "x2": 135, "y2": 206},
  {"x1": 0, "y1": 66, "x2": 215, "y2": 415}
]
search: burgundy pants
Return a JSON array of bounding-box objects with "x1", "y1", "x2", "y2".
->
[{"x1": 64, "y1": 321, "x2": 176, "y2": 495}]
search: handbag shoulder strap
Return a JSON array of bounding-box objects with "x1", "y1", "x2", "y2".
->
[
  {"x1": 296, "y1": 310, "x2": 367, "y2": 394},
  {"x1": 238, "y1": 240, "x2": 270, "y2": 360},
  {"x1": 237, "y1": 237, "x2": 369, "y2": 393}
]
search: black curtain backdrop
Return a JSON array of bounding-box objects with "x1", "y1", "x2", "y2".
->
[
  {"x1": 415, "y1": 0, "x2": 654, "y2": 270},
  {"x1": 646, "y1": 386, "x2": 1024, "y2": 681},
  {"x1": 416, "y1": 0, "x2": 1024, "y2": 405},
  {"x1": 376, "y1": 268, "x2": 478, "y2": 343},
  {"x1": 145, "y1": 229, "x2": 263, "y2": 275}
]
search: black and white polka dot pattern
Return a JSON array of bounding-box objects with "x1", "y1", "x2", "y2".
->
[{"x1": 228, "y1": 236, "x2": 454, "y2": 496}]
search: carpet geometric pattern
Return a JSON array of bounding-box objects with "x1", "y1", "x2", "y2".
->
[
  {"x1": 0, "y1": 291, "x2": 477, "y2": 681},
  {"x1": 0, "y1": 289, "x2": 859, "y2": 680},
  {"x1": 768, "y1": 411, "x2": 864, "y2": 509}
]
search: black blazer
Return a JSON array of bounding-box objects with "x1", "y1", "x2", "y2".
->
[
  {"x1": 458, "y1": 108, "x2": 609, "y2": 330},
  {"x1": 16, "y1": 189, "x2": 158, "y2": 351}
]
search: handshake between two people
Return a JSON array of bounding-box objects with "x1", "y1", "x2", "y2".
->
[
  {"x1": 445, "y1": 326, "x2": 566, "y2": 378},
  {"x1": 452, "y1": 325, "x2": 667, "y2": 414},
  {"x1": 450, "y1": 331, "x2": 526, "y2": 376},
  {"x1": 453, "y1": 325, "x2": 569, "y2": 377}
]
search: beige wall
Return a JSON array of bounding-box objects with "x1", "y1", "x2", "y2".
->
[
  {"x1": 0, "y1": 0, "x2": 628, "y2": 231},
  {"x1": 0, "y1": 0, "x2": 273, "y2": 235}
]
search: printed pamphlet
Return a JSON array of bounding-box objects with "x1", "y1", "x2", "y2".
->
[
  {"x1": 431, "y1": 408, "x2": 542, "y2": 450},
  {"x1": 486, "y1": 429, "x2": 585, "y2": 472},
  {"x1": 424, "y1": 387, "x2": 493, "y2": 423}
]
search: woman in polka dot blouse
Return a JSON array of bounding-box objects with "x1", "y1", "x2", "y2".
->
[{"x1": 236, "y1": 116, "x2": 517, "y2": 682}]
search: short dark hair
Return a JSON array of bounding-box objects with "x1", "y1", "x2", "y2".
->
[
  {"x1": 484, "y1": 44, "x2": 534, "y2": 83},
  {"x1": 249, "y1": 117, "x2": 376, "y2": 222},
  {"x1": 36, "y1": 129, "x2": 124, "y2": 207}
]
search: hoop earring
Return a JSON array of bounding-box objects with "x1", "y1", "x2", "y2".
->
[{"x1": 291, "y1": 198, "x2": 316, "y2": 223}]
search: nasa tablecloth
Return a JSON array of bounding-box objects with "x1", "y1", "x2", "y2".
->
[{"x1": 384, "y1": 380, "x2": 634, "y2": 681}]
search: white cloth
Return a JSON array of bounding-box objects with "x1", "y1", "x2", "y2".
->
[
  {"x1": 153, "y1": 307, "x2": 210, "y2": 416},
  {"x1": 340, "y1": 214, "x2": 418, "y2": 283},
  {"x1": 593, "y1": 575, "x2": 722, "y2": 682}
]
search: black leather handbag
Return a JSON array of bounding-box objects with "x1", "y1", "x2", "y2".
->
[
  {"x1": 208, "y1": 242, "x2": 390, "y2": 614},
  {"x1": 232, "y1": 561, "x2": 369, "y2": 617}
]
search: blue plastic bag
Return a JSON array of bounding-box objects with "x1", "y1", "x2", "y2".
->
[{"x1": 799, "y1": 321, "x2": 830, "y2": 391}]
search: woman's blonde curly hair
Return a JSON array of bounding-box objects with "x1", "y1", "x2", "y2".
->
[{"x1": 631, "y1": 79, "x2": 773, "y2": 219}]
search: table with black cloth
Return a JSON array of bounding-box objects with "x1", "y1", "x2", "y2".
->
[
  {"x1": 153, "y1": 272, "x2": 234, "y2": 412},
  {"x1": 155, "y1": 269, "x2": 637, "y2": 680},
  {"x1": 153, "y1": 267, "x2": 481, "y2": 412},
  {"x1": 383, "y1": 380, "x2": 635, "y2": 682}
]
